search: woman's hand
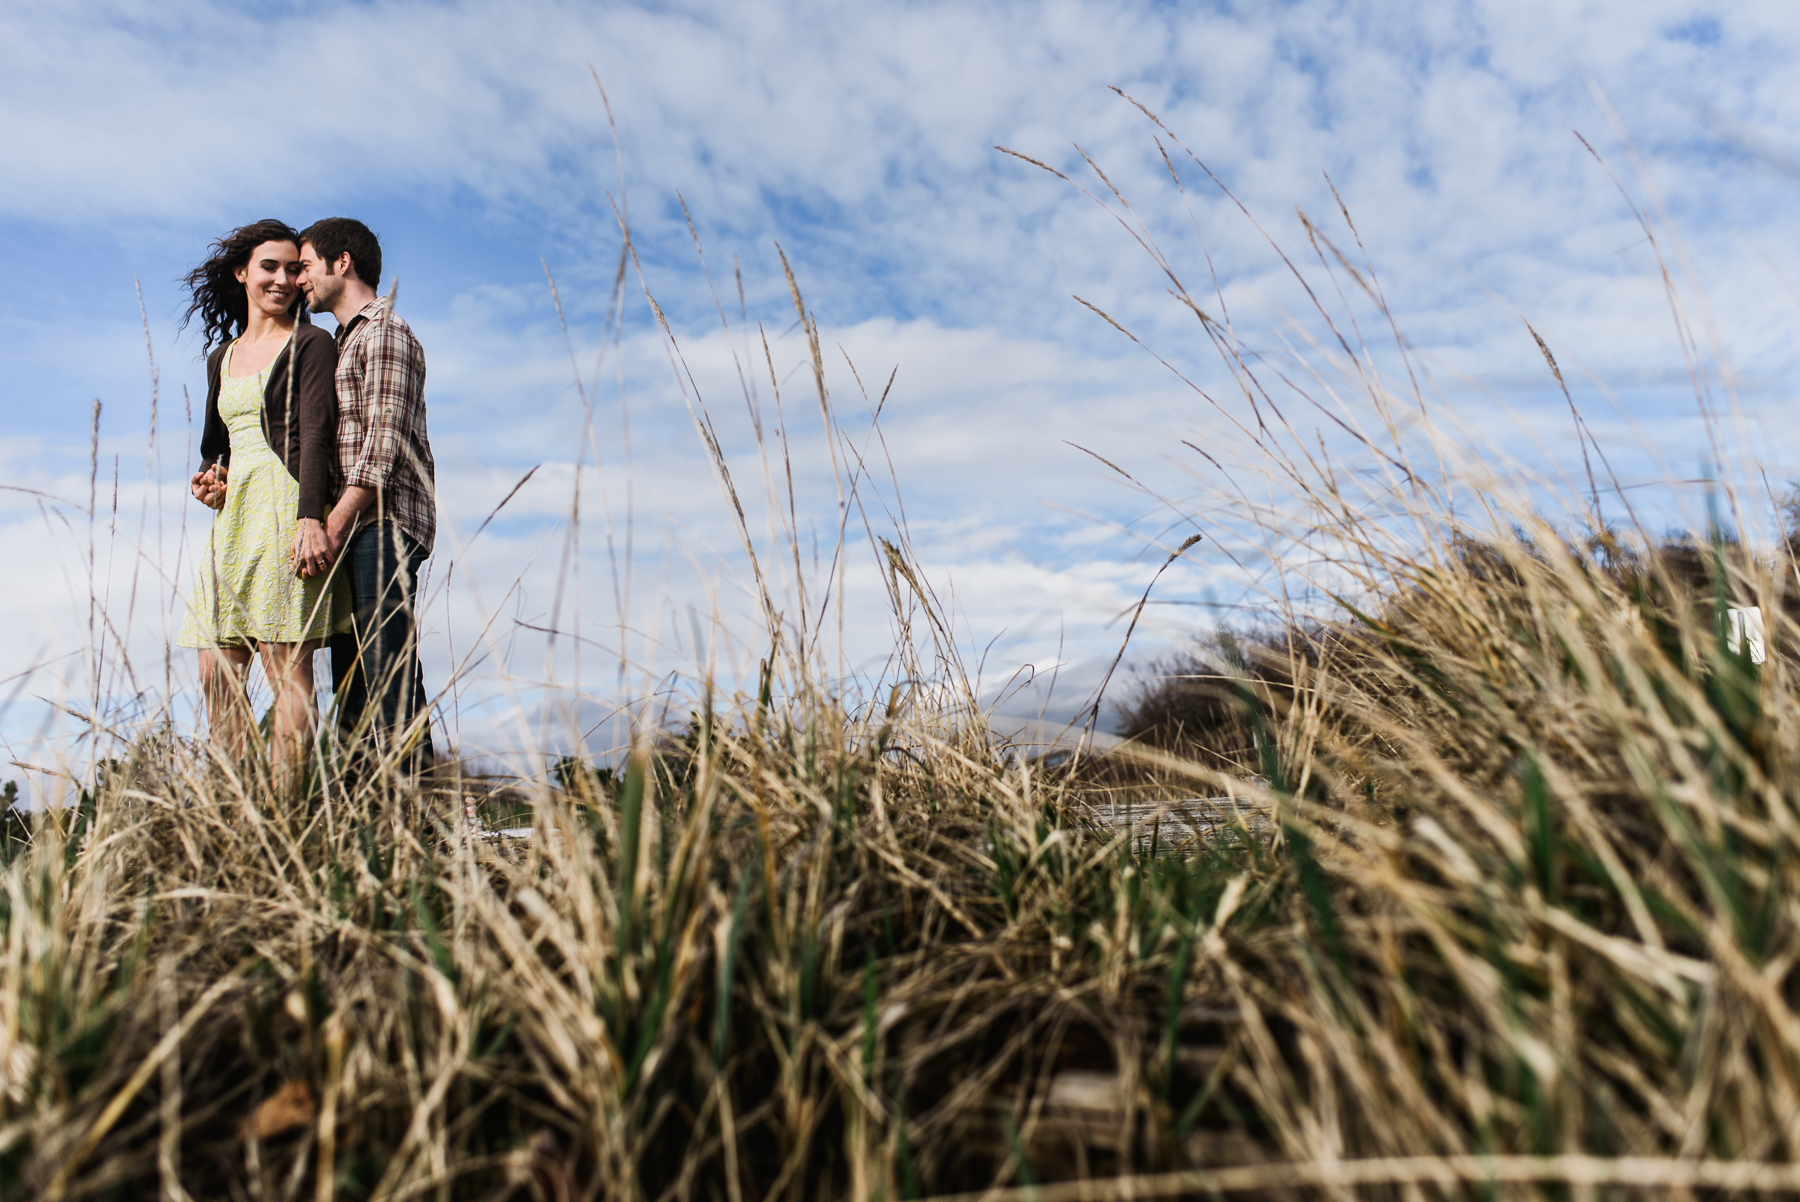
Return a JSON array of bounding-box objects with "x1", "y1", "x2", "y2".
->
[
  {"x1": 291, "y1": 517, "x2": 334, "y2": 579},
  {"x1": 190, "y1": 464, "x2": 227, "y2": 510}
]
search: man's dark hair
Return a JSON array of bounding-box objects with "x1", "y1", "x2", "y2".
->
[{"x1": 299, "y1": 217, "x2": 382, "y2": 290}]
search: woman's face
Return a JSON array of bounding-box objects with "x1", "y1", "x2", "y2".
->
[{"x1": 234, "y1": 240, "x2": 301, "y2": 320}]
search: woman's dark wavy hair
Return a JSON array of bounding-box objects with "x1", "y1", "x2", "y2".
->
[{"x1": 179, "y1": 219, "x2": 304, "y2": 352}]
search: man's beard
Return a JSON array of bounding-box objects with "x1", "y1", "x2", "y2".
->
[{"x1": 306, "y1": 277, "x2": 341, "y2": 312}]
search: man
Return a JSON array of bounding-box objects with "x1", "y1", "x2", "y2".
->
[{"x1": 295, "y1": 218, "x2": 437, "y2": 774}]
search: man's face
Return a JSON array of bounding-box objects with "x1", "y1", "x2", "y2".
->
[{"x1": 298, "y1": 242, "x2": 346, "y2": 313}]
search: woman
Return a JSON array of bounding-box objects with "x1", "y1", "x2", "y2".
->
[{"x1": 177, "y1": 219, "x2": 343, "y2": 783}]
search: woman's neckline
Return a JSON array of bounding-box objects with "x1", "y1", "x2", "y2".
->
[{"x1": 224, "y1": 333, "x2": 282, "y2": 380}]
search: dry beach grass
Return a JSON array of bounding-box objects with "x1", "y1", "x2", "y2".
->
[{"x1": 7, "y1": 107, "x2": 1800, "y2": 1199}]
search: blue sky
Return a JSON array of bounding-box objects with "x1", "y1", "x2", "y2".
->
[{"x1": 2, "y1": 0, "x2": 1798, "y2": 779}]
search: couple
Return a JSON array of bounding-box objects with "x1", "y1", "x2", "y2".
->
[{"x1": 176, "y1": 217, "x2": 437, "y2": 786}]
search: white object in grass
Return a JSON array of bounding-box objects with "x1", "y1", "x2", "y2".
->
[{"x1": 1725, "y1": 606, "x2": 1767, "y2": 664}]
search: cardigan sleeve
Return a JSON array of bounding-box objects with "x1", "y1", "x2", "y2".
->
[
  {"x1": 198, "y1": 346, "x2": 230, "y2": 470},
  {"x1": 292, "y1": 326, "x2": 340, "y2": 522}
]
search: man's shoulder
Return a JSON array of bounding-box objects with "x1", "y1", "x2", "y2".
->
[
  {"x1": 360, "y1": 301, "x2": 423, "y2": 353},
  {"x1": 377, "y1": 304, "x2": 422, "y2": 346}
]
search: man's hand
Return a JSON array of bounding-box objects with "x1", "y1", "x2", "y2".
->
[
  {"x1": 291, "y1": 518, "x2": 335, "y2": 579},
  {"x1": 190, "y1": 464, "x2": 227, "y2": 510}
]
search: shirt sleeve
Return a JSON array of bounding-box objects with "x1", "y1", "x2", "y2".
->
[{"x1": 342, "y1": 316, "x2": 422, "y2": 493}]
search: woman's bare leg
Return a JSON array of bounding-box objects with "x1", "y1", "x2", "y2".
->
[
  {"x1": 198, "y1": 646, "x2": 254, "y2": 760},
  {"x1": 261, "y1": 641, "x2": 323, "y2": 789}
]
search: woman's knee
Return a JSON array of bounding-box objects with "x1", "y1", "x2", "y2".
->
[{"x1": 263, "y1": 644, "x2": 320, "y2": 700}]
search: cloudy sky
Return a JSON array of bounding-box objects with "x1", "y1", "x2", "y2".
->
[{"x1": 2, "y1": 0, "x2": 1797, "y2": 781}]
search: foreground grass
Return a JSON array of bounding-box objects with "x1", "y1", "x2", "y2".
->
[{"x1": 7, "y1": 516, "x2": 1800, "y2": 1199}]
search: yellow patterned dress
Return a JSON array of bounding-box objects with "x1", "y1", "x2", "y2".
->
[{"x1": 178, "y1": 341, "x2": 343, "y2": 648}]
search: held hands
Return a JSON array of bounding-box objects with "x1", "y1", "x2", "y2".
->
[
  {"x1": 293, "y1": 486, "x2": 372, "y2": 579},
  {"x1": 291, "y1": 518, "x2": 338, "y2": 579},
  {"x1": 190, "y1": 464, "x2": 227, "y2": 510}
]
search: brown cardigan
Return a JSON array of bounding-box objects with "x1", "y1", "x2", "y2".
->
[{"x1": 198, "y1": 320, "x2": 339, "y2": 521}]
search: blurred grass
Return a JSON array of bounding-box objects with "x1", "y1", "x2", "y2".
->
[{"x1": 13, "y1": 506, "x2": 1800, "y2": 1199}]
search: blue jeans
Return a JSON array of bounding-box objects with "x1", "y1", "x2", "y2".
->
[{"x1": 330, "y1": 522, "x2": 433, "y2": 773}]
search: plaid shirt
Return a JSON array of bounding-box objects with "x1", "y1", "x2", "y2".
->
[{"x1": 335, "y1": 297, "x2": 436, "y2": 553}]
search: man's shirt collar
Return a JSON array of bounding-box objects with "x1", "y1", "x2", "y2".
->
[{"x1": 336, "y1": 296, "x2": 389, "y2": 346}]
